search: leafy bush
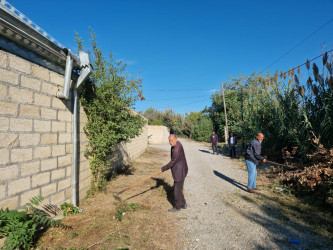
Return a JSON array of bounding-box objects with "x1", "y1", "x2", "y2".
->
[
  {"x1": 60, "y1": 202, "x2": 79, "y2": 217},
  {"x1": 76, "y1": 30, "x2": 146, "y2": 193},
  {"x1": 0, "y1": 196, "x2": 64, "y2": 249}
]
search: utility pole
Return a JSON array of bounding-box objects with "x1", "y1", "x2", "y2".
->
[
  {"x1": 221, "y1": 82, "x2": 228, "y2": 144},
  {"x1": 241, "y1": 87, "x2": 245, "y2": 148}
]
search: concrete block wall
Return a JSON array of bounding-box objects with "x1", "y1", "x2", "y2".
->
[
  {"x1": 116, "y1": 124, "x2": 149, "y2": 166},
  {"x1": 0, "y1": 49, "x2": 90, "y2": 210},
  {"x1": 147, "y1": 125, "x2": 170, "y2": 144}
]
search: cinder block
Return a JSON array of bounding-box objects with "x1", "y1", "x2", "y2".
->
[
  {"x1": 0, "y1": 68, "x2": 19, "y2": 85},
  {"x1": 40, "y1": 133, "x2": 57, "y2": 145},
  {"x1": 65, "y1": 143, "x2": 73, "y2": 154},
  {"x1": 50, "y1": 191, "x2": 64, "y2": 205},
  {"x1": 41, "y1": 183, "x2": 57, "y2": 197},
  {"x1": 20, "y1": 188, "x2": 40, "y2": 207},
  {"x1": 0, "y1": 50, "x2": 8, "y2": 68},
  {"x1": 58, "y1": 154, "x2": 72, "y2": 167},
  {"x1": 34, "y1": 146, "x2": 51, "y2": 159},
  {"x1": 0, "y1": 164, "x2": 18, "y2": 181},
  {"x1": 0, "y1": 100, "x2": 18, "y2": 116},
  {"x1": 32, "y1": 172, "x2": 50, "y2": 187},
  {"x1": 0, "y1": 133, "x2": 18, "y2": 147},
  {"x1": 41, "y1": 158, "x2": 57, "y2": 171},
  {"x1": 51, "y1": 97, "x2": 67, "y2": 110},
  {"x1": 0, "y1": 117, "x2": 9, "y2": 131},
  {"x1": 0, "y1": 148, "x2": 9, "y2": 165},
  {"x1": 65, "y1": 187, "x2": 71, "y2": 199},
  {"x1": 8, "y1": 55, "x2": 31, "y2": 74},
  {"x1": 20, "y1": 161, "x2": 40, "y2": 176},
  {"x1": 51, "y1": 168, "x2": 65, "y2": 180},
  {"x1": 80, "y1": 132, "x2": 88, "y2": 143},
  {"x1": 79, "y1": 113, "x2": 88, "y2": 123},
  {"x1": 58, "y1": 178, "x2": 71, "y2": 190},
  {"x1": 66, "y1": 122, "x2": 72, "y2": 132},
  {"x1": 11, "y1": 148, "x2": 33, "y2": 163},
  {"x1": 19, "y1": 133, "x2": 40, "y2": 147},
  {"x1": 58, "y1": 110, "x2": 72, "y2": 122},
  {"x1": 0, "y1": 84, "x2": 8, "y2": 98},
  {"x1": 9, "y1": 86, "x2": 34, "y2": 103},
  {"x1": 21, "y1": 75, "x2": 41, "y2": 91},
  {"x1": 65, "y1": 165, "x2": 72, "y2": 177},
  {"x1": 41, "y1": 82, "x2": 58, "y2": 96},
  {"x1": 34, "y1": 120, "x2": 51, "y2": 132},
  {"x1": 52, "y1": 121, "x2": 66, "y2": 132},
  {"x1": 32, "y1": 65, "x2": 49, "y2": 81},
  {"x1": 50, "y1": 71, "x2": 64, "y2": 86},
  {"x1": 20, "y1": 104, "x2": 40, "y2": 118},
  {"x1": 0, "y1": 184, "x2": 5, "y2": 199},
  {"x1": 52, "y1": 145, "x2": 65, "y2": 157},
  {"x1": 0, "y1": 196, "x2": 19, "y2": 210},
  {"x1": 41, "y1": 107, "x2": 57, "y2": 120},
  {"x1": 34, "y1": 93, "x2": 51, "y2": 107},
  {"x1": 10, "y1": 118, "x2": 33, "y2": 132},
  {"x1": 59, "y1": 133, "x2": 71, "y2": 144},
  {"x1": 81, "y1": 168, "x2": 91, "y2": 180},
  {"x1": 8, "y1": 176, "x2": 30, "y2": 196}
]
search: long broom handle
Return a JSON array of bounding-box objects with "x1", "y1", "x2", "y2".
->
[
  {"x1": 266, "y1": 160, "x2": 289, "y2": 168},
  {"x1": 115, "y1": 170, "x2": 161, "y2": 196}
]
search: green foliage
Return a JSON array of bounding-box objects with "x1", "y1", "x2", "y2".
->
[
  {"x1": 0, "y1": 196, "x2": 65, "y2": 250},
  {"x1": 77, "y1": 29, "x2": 146, "y2": 193},
  {"x1": 115, "y1": 202, "x2": 140, "y2": 221},
  {"x1": 60, "y1": 202, "x2": 79, "y2": 217}
]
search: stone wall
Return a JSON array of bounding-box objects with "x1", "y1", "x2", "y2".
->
[
  {"x1": 147, "y1": 125, "x2": 169, "y2": 144},
  {"x1": 0, "y1": 49, "x2": 91, "y2": 210},
  {"x1": 0, "y1": 48, "x2": 150, "y2": 210}
]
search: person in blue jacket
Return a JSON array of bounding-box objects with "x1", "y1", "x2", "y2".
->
[{"x1": 245, "y1": 133, "x2": 266, "y2": 193}]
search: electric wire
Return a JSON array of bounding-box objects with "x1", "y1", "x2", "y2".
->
[
  {"x1": 260, "y1": 17, "x2": 333, "y2": 73},
  {"x1": 259, "y1": 49, "x2": 333, "y2": 85}
]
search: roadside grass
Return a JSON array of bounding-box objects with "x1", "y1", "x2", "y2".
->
[{"x1": 38, "y1": 147, "x2": 180, "y2": 249}]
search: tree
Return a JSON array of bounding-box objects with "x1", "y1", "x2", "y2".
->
[{"x1": 77, "y1": 30, "x2": 146, "y2": 193}]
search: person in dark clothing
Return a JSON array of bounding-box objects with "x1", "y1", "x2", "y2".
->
[
  {"x1": 245, "y1": 133, "x2": 266, "y2": 193},
  {"x1": 160, "y1": 134, "x2": 188, "y2": 212},
  {"x1": 228, "y1": 132, "x2": 237, "y2": 158},
  {"x1": 210, "y1": 131, "x2": 219, "y2": 155}
]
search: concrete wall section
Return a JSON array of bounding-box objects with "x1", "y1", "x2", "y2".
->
[
  {"x1": 147, "y1": 125, "x2": 170, "y2": 144},
  {"x1": 0, "y1": 49, "x2": 91, "y2": 210}
]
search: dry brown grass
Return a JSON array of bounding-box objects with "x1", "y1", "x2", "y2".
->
[{"x1": 39, "y1": 147, "x2": 181, "y2": 249}]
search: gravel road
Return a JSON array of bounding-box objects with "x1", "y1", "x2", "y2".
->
[{"x1": 151, "y1": 138, "x2": 332, "y2": 249}]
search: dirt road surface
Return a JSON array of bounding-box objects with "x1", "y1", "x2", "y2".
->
[{"x1": 153, "y1": 138, "x2": 332, "y2": 249}]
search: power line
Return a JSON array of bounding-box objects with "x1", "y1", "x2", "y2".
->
[
  {"x1": 145, "y1": 94, "x2": 212, "y2": 102},
  {"x1": 259, "y1": 49, "x2": 333, "y2": 85},
  {"x1": 144, "y1": 88, "x2": 216, "y2": 92},
  {"x1": 260, "y1": 17, "x2": 333, "y2": 73}
]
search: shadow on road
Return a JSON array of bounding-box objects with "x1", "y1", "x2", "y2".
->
[
  {"x1": 223, "y1": 192, "x2": 333, "y2": 248},
  {"x1": 213, "y1": 170, "x2": 248, "y2": 192},
  {"x1": 199, "y1": 149, "x2": 211, "y2": 154},
  {"x1": 123, "y1": 177, "x2": 174, "y2": 206}
]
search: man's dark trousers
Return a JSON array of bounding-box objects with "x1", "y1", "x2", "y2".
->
[
  {"x1": 230, "y1": 145, "x2": 236, "y2": 157},
  {"x1": 212, "y1": 142, "x2": 218, "y2": 154},
  {"x1": 174, "y1": 179, "x2": 186, "y2": 209}
]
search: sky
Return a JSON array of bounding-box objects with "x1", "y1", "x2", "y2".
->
[{"x1": 6, "y1": 0, "x2": 333, "y2": 115}]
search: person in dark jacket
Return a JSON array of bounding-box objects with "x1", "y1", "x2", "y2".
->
[
  {"x1": 210, "y1": 131, "x2": 219, "y2": 155},
  {"x1": 160, "y1": 134, "x2": 188, "y2": 212},
  {"x1": 245, "y1": 133, "x2": 266, "y2": 193},
  {"x1": 228, "y1": 132, "x2": 237, "y2": 158}
]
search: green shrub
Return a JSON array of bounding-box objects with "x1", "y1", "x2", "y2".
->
[{"x1": 0, "y1": 196, "x2": 65, "y2": 249}]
